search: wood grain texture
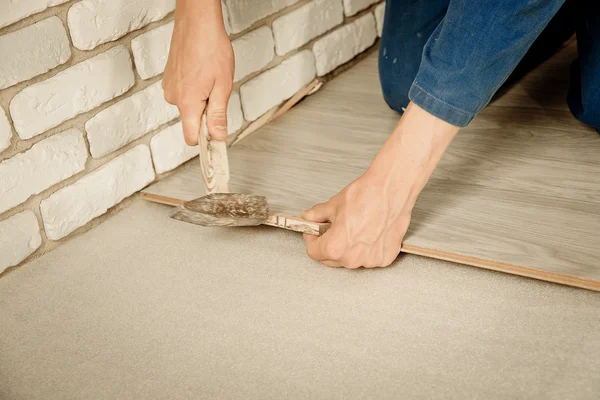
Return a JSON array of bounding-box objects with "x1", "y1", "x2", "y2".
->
[
  {"x1": 172, "y1": 193, "x2": 269, "y2": 227},
  {"x1": 199, "y1": 115, "x2": 230, "y2": 194},
  {"x1": 142, "y1": 43, "x2": 600, "y2": 291}
]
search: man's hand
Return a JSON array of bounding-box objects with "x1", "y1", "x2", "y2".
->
[
  {"x1": 163, "y1": 0, "x2": 234, "y2": 145},
  {"x1": 303, "y1": 103, "x2": 459, "y2": 268}
]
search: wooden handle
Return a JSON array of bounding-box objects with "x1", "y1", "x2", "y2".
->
[
  {"x1": 264, "y1": 214, "x2": 331, "y2": 236},
  {"x1": 198, "y1": 114, "x2": 230, "y2": 194}
]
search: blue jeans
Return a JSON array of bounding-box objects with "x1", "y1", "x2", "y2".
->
[{"x1": 378, "y1": 0, "x2": 600, "y2": 131}]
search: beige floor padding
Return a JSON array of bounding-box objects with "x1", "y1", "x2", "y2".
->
[
  {"x1": 1, "y1": 200, "x2": 599, "y2": 399},
  {"x1": 142, "y1": 44, "x2": 600, "y2": 291}
]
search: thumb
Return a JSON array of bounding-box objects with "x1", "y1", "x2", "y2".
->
[
  {"x1": 179, "y1": 102, "x2": 206, "y2": 146},
  {"x1": 302, "y1": 201, "x2": 334, "y2": 223},
  {"x1": 206, "y1": 82, "x2": 231, "y2": 141}
]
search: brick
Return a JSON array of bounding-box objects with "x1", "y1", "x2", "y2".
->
[
  {"x1": 0, "y1": 106, "x2": 10, "y2": 153},
  {"x1": 343, "y1": 0, "x2": 379, "y2": 16},
  {"x1": 232, "y1": 27, "x2": 274, "y2": 82},
  {"x1": 10, "y1": 46, "x2": 135, "y2": 140},
  {"x1": 86, "y1": 81, "x2": 179, "y2": 159},
  {"x1": 150, "y1": 91, "x2": 243, "y2": 174},
  {"x1": 67, "y1": 0, "x2": 175, "y2": 51},
  {"x1": 374, "y1": 2, "x2": 385, "y2": 37},
  {"x1": 0, "y1": 17, "x2": 71, "y2": 90},
  {"x1": 225, "y1": 0, "x2": 300, "y2": 34},
  {"x1": 227, "y1": 91, "x2": 244, "y2": 134},
  {"x1": 40, "y1": 145, "x2": 155, "y2": 240},
  {"x1": 0, "y1": 211, "x2": 42, "y2": 273},
  {"x1": 272, "y1": 0, "x2": 344, "y2": 56},
  {"x1": 0, "y1": 129, "x2": 87, "y2": 214},
  {"x1": 0, "y1": 0, "x2": 69, "y2": 29},
  {"x1": 240, "y1": 50, "x2": 315, "y2": 121},
  {"x1": 150, "y1": 122, "x2": 193, "y2": 174},
  {"x1": 313, "y1": 13, "x2": 377, "y2": 76},
  {"x1": 131, "y1": 21, "x2": 174, "y2": 80}
]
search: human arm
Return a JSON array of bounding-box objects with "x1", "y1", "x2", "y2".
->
[
  {"x1": 303, "y1": 0, "x2": 567, "y2": 268},
  {"x1": 163, "y1": 0, "x2": 234, "y2": 144},
  {"x1": 303, "y1": 102, "x2": 459, "y2": 268}
]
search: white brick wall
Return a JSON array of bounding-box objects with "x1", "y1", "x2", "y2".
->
[
  {"x1": 67, "y1": 0, "x2": 176, "y2": 51},
  {"x1": 40, "y1": 145, "x2": 155, "y2": 240},
  {"x1": 343, "y1": 0, "x2": 379, "y2": 16},
  {"x1": 240, "y1": 50, "x2": 316, "y2": 121},
  {"x1": 131, "y1": 21, "x2": 174, "y2": 80},
  {"x1": 0, "y1": 0, "x2": 381, "y2": 267},
  {"x1": 313, "y1": 13, "x2": 377, "y2": 76},
  {"x1": 0, "y1": 211, "x2": 42, "y2": 274},
  {"x1": 86, "y1": 81, "x2": 179, "y2": 159},
  {"x1": 273, "y1": 0, "x2": 344, "y2": 56},
  {"x1": 10, "y1": 46, "x2": 135, "y2": 140},
  {"x1": 374, "y1": 2, "x2": 385, "y2": 37},
  {"x1": 0, "y1": 0, "x2": 70, "y2": 29},
  {"x1": 227, "y1": 91, "x2": 244, "y2": 134},
  {"x1": 150, "y1": 122, "x2": 194, "y2": 174},
  {"x1": 0, "y1": 17, "x2": 71, "y2": 90},
  {"x1": 0, "y1": 106, "x2": 10, "y2": 153},
  {"x1": 225, "y1": 0, "x2": 300, "y2": 33},
  {"x1": 0, "y1": 129, "x2": 87, "y2": 214},
  {"x1": 232, "y1": 27, "x2": 275, "y2": 82}
]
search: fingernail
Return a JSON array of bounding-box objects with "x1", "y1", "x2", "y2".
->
[{"x1": 215, "y1": 125, "x2": 227, "y2": 130}]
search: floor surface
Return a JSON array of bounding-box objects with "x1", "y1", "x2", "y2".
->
[
  {"x1": 143, "y1": 43, "x2": 600, "y2": 290},
  {"x1": 1, "y1": 200, "x2": 599, "y2": 399}
]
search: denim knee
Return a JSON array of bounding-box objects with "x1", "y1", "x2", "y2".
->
[
  {"x1": 568, "y1": 60, "x2": 600, "y2": 132},
  {"x1": 378, "y1": 46, "x2": 412, "y2": 113},
  {"x1": 377, "y1": 0, "x2": 449, "y2": 114}
]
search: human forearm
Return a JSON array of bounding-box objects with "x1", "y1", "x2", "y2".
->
[
  {"x1": 366, "y1": 102, "x2": 459, "y2": 216},
  {"x1": 175, "y1": 0, "x2": 225, "y2": 25}
]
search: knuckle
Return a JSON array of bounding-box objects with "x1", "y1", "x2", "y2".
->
[
  {"x1": 382, "y1": 254, "x2": 398, "y2": 267},
  {"x1": 324, "y1": 240, "x2": 345, "y2": 260},
  {"x1": 343, "y1": 183, "x2": 359, "y2": 201},
  {"x1": 207, "y1": 108, "x2": 227, "y2": 119},
  {"x1": 342, "y1": 254, "x2": 362, "y2": 269},
  {"x1": 305, "y1": 246, "x2": 316, "y2": 260}
]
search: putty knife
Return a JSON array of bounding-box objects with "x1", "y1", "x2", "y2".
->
[{"x1": 169, "y1": 116, "x2": 331, "y2": 236}]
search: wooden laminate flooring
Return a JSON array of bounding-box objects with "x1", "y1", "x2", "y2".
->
[{"x1": 142, "y1": 43, "x2": 600, "y2": 291}]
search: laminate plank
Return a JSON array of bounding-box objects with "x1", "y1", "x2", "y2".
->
[
  {"x1": 489, "y1": 39, "x2": 575, "y2": 111},
  {"x1": 142, "y1": 48, "x2": 600, "y2": 291}
]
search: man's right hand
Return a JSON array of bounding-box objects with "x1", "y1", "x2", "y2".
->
[{"x1": 163, "y1": 0, "x2": 234, "y2": 145}]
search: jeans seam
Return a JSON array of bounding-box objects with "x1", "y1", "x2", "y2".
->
[{"x1": 411, "y1": 82, "x2": 475, "y2": 118}]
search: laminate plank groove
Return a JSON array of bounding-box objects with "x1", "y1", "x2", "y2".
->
[{"x1": 143, "y1": 43, "x2": 600, "y2": 291}]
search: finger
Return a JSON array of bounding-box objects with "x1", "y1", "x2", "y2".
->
[
  {"x1": 302, "y1": 201, "x2": 335, "y2": 223},
  {"x1": 304, "y1": 234, "x2": 326, "y2": 261},
  {"x1": 179, "y1": 102, "x2": 206, "y2": 146},
  {"x1": 206, "y1": 81, "x2": 231, "y2": 141},
  {"x1": 321, "y1": 260, "x2": 343, "y2": 268}
]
